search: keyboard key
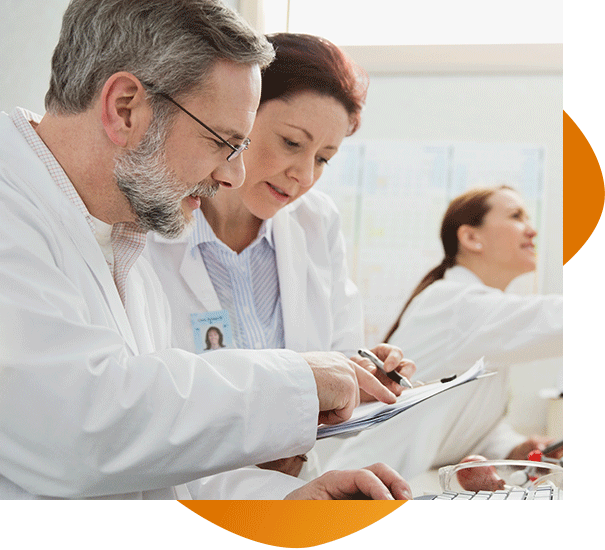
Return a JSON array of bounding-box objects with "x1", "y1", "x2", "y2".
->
[
  {"x1": 506, "y1": 489, "x2": 527, "y2": 500},
  {"x1": 414, "y1": 485, "x2": 562, "y2": 500},
  {"x1": 451, "y1": 492, "x2": 474, "y2": 500},
  {"x1": 533, "y1": 487, "x2": 554, "y2": 500},
  {"x1": 488, "y1": 491, "x2": 509, "y2": 500}
]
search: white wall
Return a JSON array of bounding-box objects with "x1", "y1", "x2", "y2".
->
[
  {"x1": 355, "y1": 72, "x2": 563, "y2": 295},
  {"x1": 0, "y1": 0, "x2": 71, "y2": 114}
]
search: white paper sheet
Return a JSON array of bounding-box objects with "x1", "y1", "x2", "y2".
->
[{"x1": 317, "y1": 357, "x2": 492, "y2": 439}]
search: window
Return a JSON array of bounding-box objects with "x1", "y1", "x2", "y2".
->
[
  {"x1": 245, "y1": 0, "x2": 561, "y2": 74},
  {"x1": 251, "y1": 0, "x2": 562, "y2": 46}
]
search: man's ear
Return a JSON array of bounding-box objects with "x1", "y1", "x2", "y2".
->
[
  {"x1": 457, "y1": 224, "x2": 483, "y2": 253},
  {"x1": 100, "y1": 72, "x2": 151, "y2": 148}
]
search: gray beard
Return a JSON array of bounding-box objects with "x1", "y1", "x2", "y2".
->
[{"x1": 114, "y1": 117, "x2": 219, "y2": 239}]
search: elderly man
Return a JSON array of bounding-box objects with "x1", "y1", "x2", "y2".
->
[{"x1": 0, "y1": 0, "x2": 412, "y2": 500}]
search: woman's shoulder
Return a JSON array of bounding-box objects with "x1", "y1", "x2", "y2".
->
[
  {"x1": 285, "y1": 189, "x2": 340, "y2": 220},
  {"x1": 274, "y1": 190, "x2": 344, "y2": 253},
  {"x1": 407, "y1": 266, "x2": 494, "y2": 310}
]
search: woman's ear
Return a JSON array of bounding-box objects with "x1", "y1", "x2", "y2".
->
[
  {"x1": 457, "y1": 224, "x2": 483, "y2": 253},
  {"x1": 100, "y1": 72, "x2": 152, "y2": 148}
]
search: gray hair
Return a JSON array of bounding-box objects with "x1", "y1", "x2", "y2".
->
[{"x1": 45, "y1": 0, "x2": 274, "y2": 115}]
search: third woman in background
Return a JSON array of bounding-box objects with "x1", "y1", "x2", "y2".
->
[{"x1": 317, "y1": 185, "x2": 562, "y2": 481}]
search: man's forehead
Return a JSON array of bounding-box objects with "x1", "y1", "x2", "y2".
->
[
  {"x1": 188, "y1": 61, "x2": 261, "y2": 136},
  {"x1": 198, "y1": 60, "x2": 261, "y2": 108}
]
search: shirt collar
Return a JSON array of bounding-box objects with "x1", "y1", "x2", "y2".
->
[
  {"x1": 189, "y1": 208, "x2": 275, "y2": 251},
  {"x1": 260, "y1": 217, "x2": 275, "y2": 249},
  {"x1": 444, "y1": 265, "x2": 486, "y2": 286},
  {"x1": 12, "y1": 107, "x2": 147, "y2": 305},
  {"x1": 10, "y1": 107, "x2": 96, "y2": 235}
]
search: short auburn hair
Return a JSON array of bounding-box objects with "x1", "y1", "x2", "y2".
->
[{"x1": 260, "y1": 33, "x2": 369, "y2": 136}]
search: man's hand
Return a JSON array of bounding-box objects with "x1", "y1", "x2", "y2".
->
[
  {"x1": 284, "y1": 463, "x2": 413, "y2": 500},
  {"x1": 351, "y1": 344, "x2": 416, "y2": 402},
  {"x1": 301, "y1": 351, "x2": 397, "y2": 425}
]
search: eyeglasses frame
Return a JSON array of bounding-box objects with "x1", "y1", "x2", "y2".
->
[{"x1": 141, "y1": 82, "x2": 250, "y2": 162}]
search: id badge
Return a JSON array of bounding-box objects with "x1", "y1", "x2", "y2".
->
[{"x1": 190, "y1": 310, "x2": 234, "y2": 353}]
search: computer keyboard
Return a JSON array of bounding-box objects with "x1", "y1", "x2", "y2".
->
[{"x1": 415, "y1": 485, "x2": 562, "y2": 500}]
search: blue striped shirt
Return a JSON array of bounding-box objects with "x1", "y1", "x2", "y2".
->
[{"x1": 189, "y1": 209, "x2": 285, "y2": 350}]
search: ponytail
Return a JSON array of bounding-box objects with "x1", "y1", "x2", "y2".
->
[
  {"x1": 383, "y1": 256, "x2": 455, "y2": 343},
  {"x1": 383, "y1": 185, "x2": 512, "y2": 344}
]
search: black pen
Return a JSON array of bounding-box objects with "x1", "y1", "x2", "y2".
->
[{"x1": 358, "y1": 349, "x2": 413, "y2": 389}]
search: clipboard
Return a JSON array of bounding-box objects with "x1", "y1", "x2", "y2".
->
[{"x1": 317, "y1": 357, "x2": 495, "y2": 439}]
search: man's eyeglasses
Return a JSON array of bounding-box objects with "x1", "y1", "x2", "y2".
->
[{"x1": 142, "y1": 83, "x2": 250, "y2": 162}]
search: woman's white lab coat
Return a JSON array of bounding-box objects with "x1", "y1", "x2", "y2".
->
[
  {"x1": 145, "y1": 189, "x2": 364, "y2": 357},
  {"x1": 0, "y1": 111, "x2": 317, "y2": 499},
  {"x1": 146, "y1": 189, "x2": 363, "y2": 480},
  {"x1": 316, "y1": 265, "x2": 562, "y2": 478}
]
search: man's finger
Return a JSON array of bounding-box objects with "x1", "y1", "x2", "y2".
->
[{"x1": 354, "y1": 364, "x2": 397, "y2": 404}]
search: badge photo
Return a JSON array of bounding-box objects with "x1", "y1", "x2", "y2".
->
[{"x1": 190, "y1": 310, "x2": 234, "y2": 353}]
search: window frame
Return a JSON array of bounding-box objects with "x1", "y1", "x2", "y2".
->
[{"x1": 238, "y1": 1, "x2": 562, "y2": 75}]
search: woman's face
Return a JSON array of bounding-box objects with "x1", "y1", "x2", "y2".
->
[
  {"x1": 208, "y1": 329, "x2": 220, "y2": 347},
  {"x1": 475, "y1": 189, "x2": 538, "y2": 276},
  {"x1": 237, "y1": 91, "x2": 350, "y2": 220}
]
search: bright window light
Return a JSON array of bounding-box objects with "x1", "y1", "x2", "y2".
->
[{"x1": 260, "y1": 0, "x2": 562, "y2": 46}]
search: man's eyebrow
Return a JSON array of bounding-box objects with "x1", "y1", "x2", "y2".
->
[{"x1": 211, "y1": 127, "x2": 247, "y2": 142}]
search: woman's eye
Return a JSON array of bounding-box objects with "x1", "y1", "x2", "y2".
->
[
  {"x1": 283, "y1": 137, "x2": 300, "y2": 148},
  {"x1": 317, "y1": 157, "x2": 329, "y2": 166}
]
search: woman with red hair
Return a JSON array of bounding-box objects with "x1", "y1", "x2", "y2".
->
[{"x1": 146, "y1": 33, "x2": 415, "y2": 479}]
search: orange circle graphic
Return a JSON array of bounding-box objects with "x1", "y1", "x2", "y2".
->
[
  {"x1": 563, "y1": 111, "x2": 604, "y2": 263},
  {"x1": 180, "y1": 500, "x2": 404, "y2": 547}
]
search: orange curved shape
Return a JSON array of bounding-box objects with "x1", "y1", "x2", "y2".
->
[
  {"x1": 180, "y1": 500, "x2": 404, "y2": 547},
  {"x1": 564, "y1": 111, "x2": 605, "y2": 264}
]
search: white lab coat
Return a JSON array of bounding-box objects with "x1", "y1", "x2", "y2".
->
[
  {"x1": 0, "y1": 111, "x2": 318, "y2": 499},
  {"x1": 146, "y1": 189, "x2": 363, "y2": 480},
  {"x1": 316, "y1": 266, "x2": 562, "y2": 478},
  {"x1": 145, "y1": 189, "x2": 364, "y2": 358}
]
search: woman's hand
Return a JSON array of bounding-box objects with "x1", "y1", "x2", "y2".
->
[{"x1": 351, "y1": 344, "x2": 416, "y2": 402}]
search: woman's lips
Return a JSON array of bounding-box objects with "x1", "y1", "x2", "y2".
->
[{"x1": 265, "y1": 182, "x2": 290, "y2": 203}]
